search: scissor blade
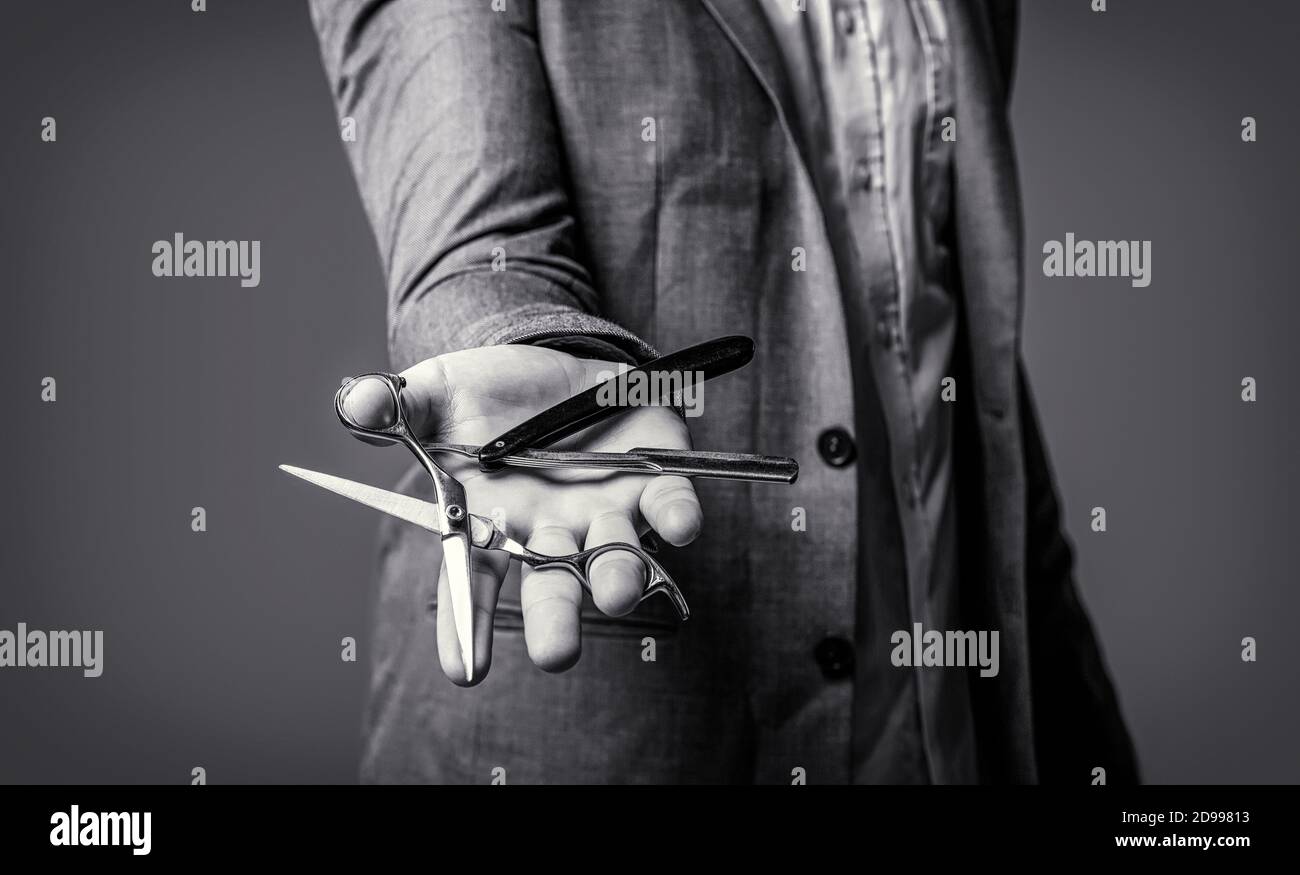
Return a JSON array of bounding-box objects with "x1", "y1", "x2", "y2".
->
[
  {"x1": 440, "y1": 531, "x2": 476, "y2": 684},
  {"x1": 278, "y1": 464, "x2": 444, "y2": 534},
  {"x1": 284, "y1": 464, "x2": 477, "y2": 681},
  {"x1": 422, "y1": 443, "x2": 798, "y2": 483}
]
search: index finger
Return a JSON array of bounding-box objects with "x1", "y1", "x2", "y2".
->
[{"x1": 639, "y1": 475, "x2": 703, "y2": 547}]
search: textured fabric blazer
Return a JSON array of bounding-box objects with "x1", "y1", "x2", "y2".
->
[{"x1": 309, "y1": 0, "x2": 1139, "y2": 784}]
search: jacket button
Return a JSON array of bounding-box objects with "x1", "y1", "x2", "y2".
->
[
  {"x1": 817, "y1": 427, "x2": 856, "y2": 467},
  {"x1": 814, "y1": 636, "x2": 855, "y2": 680}
]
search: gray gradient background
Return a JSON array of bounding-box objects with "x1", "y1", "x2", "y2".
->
[{"x1": 1, "y1": 0, "x2": 1294, "y2": 784}]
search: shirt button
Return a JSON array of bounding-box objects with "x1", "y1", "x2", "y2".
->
[
  {"x1": 852, "y1": 158, "x2": 873, "y2": 190},
  {"x1": 817, "y1": 427, "x2": 856, "y2": 468},
  {"x1": 814, "y1": 637, "x2": 855, "y2": 680}
]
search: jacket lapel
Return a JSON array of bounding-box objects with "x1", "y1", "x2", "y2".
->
[
  {"x1": 946, "y1": 0, "x2": 1023, "y2": 413},
  {"x1": 698, "y1": 0, "x2": 821, "y2": 190}
]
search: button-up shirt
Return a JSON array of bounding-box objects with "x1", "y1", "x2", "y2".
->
[{"x1": 762, "y1": 0, "x2": 976, "y2": 783}]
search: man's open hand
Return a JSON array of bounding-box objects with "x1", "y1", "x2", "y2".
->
[{"x1": 342, "y1": 344, "x2": 702, "y2": 685}]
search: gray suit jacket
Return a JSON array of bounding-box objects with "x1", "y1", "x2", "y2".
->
[{"x1": 310, "y1": 0, "x2": 1138, "y2": 784}]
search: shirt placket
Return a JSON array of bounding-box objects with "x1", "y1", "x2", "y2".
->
[{"x1": 832, "y1": 0, "x2": 947, "y2": 782}]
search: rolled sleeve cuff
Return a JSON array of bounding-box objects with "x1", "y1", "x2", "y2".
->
[{"x1": 451, "y1": 304, "x2": 659, "y2": 365}]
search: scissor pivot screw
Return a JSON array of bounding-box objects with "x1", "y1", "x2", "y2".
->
[
  {"x1": 445, "y1": 504, "x2": 466, "y2": 521},
  {"x1": 494, "y1": 440, "x2": 505, "y2": 448}
]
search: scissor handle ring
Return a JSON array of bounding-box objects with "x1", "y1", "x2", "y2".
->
[
  {"x1": 528, "y1": 542, "x2": 690, "y2": 622},
  {"x1": 335, "y1": 372, "x2": 415, "y2": 444}
]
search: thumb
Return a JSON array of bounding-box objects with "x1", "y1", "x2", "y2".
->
[{"x1": 340, "y1": 359, "x2": 451, "y2": 440}]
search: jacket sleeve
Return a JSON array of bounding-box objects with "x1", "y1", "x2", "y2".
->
[
  {"x1": 987, "y1": 0, "x2": 1139, "y2": 784},
  {"x1": 1018, "y1": 362, "x2": 1141, "y2": 784},
  {"x1": 987, "y1": 0, "x2": 1018, "y2": 106},
  {"x1": 307, "y1": 0, "x2": 657, "y2": 370}
]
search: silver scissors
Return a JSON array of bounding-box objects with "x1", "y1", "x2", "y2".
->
[
  {"x1": 277, "y1": 461, "x2": 688, "y2": 680},
  {"x1": 281, "y1": 337, "x2": 797, "y2": 683}
]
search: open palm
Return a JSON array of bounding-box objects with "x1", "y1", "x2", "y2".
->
[{"x1": 343, "y1": 343, "x2": 702, "y2": 684}]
